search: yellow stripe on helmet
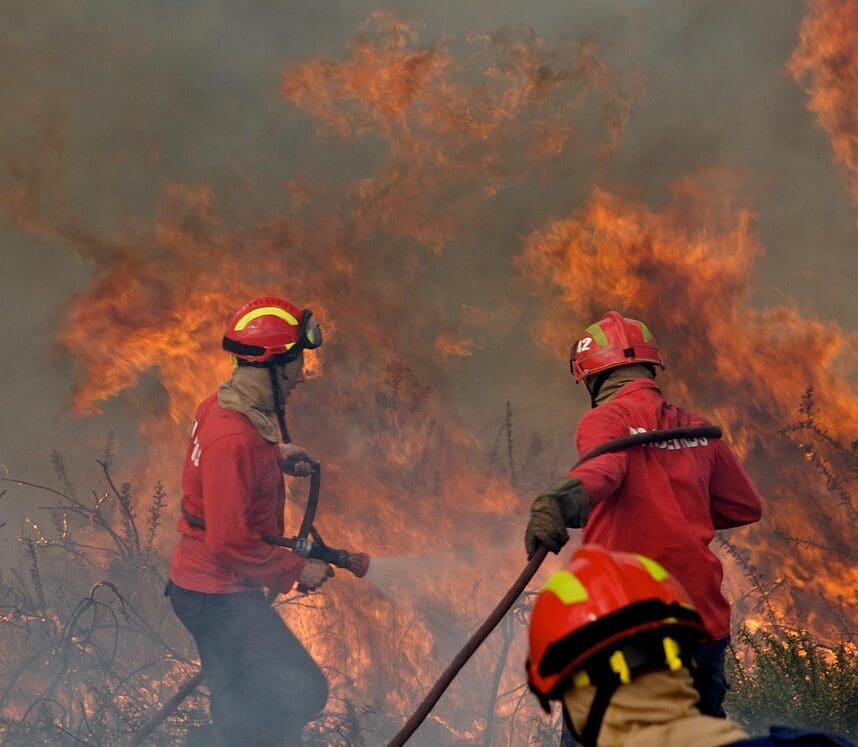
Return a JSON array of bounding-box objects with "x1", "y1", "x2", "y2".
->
[
  {"x1": 634, "y1": 555, "x2": 669, "y2": 582},
  {"x1": 234, "y1": 305, "x2": 299, "y2": 331},
  {"x1": 609, "y1": 651, "x2": 631, "y2": 684},
  {"x1": 663, "y1": 637, "x2": 683, "y2": 672},
  {"x1": 541, "y1": 570, "x2": 589, "y2": 605}
]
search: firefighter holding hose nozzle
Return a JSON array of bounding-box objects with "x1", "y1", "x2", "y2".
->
[
  {"x1": 167, "y1": 296, "x2": 333, "y2": 746},
  {"x1": 525, "y1": 311, "x2": 763, "y2": 726}
]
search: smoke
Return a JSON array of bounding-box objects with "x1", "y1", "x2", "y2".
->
[
  {"x1": 2, "y1": 1, "x2": 855, "y2": 484},
  {"x1": 1, "y1": 0, "x2": 857, "y2": 742}
]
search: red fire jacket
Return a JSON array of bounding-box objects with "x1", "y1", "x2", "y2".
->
[
  {"x1": 169, "y1": 394, "x2": 305, "y2": 594},
  {"x1": 569, "y1": 379, "x2": 762, "y2": 640}
]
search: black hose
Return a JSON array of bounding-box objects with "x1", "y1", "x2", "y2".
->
[{"x1": 576, "y1": 425, "x2": 722, "y2": 465}]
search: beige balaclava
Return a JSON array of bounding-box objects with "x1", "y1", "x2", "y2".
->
[
  {"x1": 562, "y1": 668, "x2": 748, "y2": 747},
  {"x1": 218, "y1": 357, "x2": 302, "y2": 443}
]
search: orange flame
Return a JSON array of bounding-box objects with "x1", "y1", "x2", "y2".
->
[
  {"x1": 281, "y1": 11, "x2": 632, "y2": 250},
  {"x1": 1, "y1": 8, "x2": 856, "y2": 743},
  {"x1": 0, "y1": 14, "x2": 636, "y2": 740},
  {"x1": 790, "y1": 0, "x2": 858, "y2": 211}
]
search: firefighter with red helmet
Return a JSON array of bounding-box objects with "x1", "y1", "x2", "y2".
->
[
  {"x1": 527, "y1": 546, "x2": 854, "y2": 747},
  {"x1": 525, "y1": 311, "x2": 763, "y2": 721},
  {"x1": 167, "y1": 297, "x2": 330, "y2": 745}
]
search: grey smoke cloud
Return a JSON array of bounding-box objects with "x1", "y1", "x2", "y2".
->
[{"x1": 0, "y1": 0, "x2": 854, "y2": 587}]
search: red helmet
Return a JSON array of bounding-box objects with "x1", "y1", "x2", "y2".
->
[
  {"x1": 222, "y1": 296, "x2": 322, "y2": 365},
  {"x1": 570, "y1": 311, "x2": 664, "y2": 382},
  {"x1": 526, "y1": 545, "x2": 707, "y2": 710}
]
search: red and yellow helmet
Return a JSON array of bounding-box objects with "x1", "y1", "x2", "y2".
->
[
  {"x1": 222, "y1": 296, "x2": 322, "y2": 365},
  {"x1": 570, "y1": 311, "x2": 664, "y2": 382},
  {"x1": 526, "y1": 545, "x2": 707, "y2": 710}
]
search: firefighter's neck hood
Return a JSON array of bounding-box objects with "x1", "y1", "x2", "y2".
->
[
  {"x1": 562, "y1": 668, "x2": 748, "y2": 747},
  {"x1": 590, "y1": 364, "x2": 656, "y2": 407},
  {"x1": 218, "y1": 365, "x2": 282, "y2": 443}
]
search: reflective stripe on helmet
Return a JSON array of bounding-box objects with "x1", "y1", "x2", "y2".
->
[
  {"x1": 542, "y1": 570, "x2": 589, "y2": 605},
  {"x1": 585, "y1": 323, "x2": 610, "y2": 347},
  {"x1": 663, "y1": 637, "x2": 683, "y2": 671},
  {"x1": 609, "y1": 651, "x2": 632, "y2": 684},
  {"x1": 634, "y1": 555, "x2": 669, "y2": 582},
  {"x1": 234, "y1": 305, "x2": 299, "y2": 331}
]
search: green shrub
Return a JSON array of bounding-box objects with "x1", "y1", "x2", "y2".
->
[{"x1": 726, "y1": 625, "x2": 858, "y2": 738}]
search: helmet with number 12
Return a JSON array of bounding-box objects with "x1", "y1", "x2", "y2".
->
[{"x1": 569, "y1": 311, "x2": 665, "y2": 382}]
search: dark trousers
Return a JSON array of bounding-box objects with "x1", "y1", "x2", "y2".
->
[
  {"x1": 168, "y1": 582, "x2": 329, "y2": 746},
  {"x1": 560, "y1": 637, "x2": 730, "y2": 745}
]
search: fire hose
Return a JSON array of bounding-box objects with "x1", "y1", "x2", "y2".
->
[
  {"x1": 386, "y1": 425, "x2": 723, "y2": 747},
  {"x1": 129, "y1": 462, "x2": 369, "y2": 746}
]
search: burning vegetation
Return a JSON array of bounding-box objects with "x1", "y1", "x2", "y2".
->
[
  {"x1": 0, "y1": 4, "x2": 856, "y2": 745},
  {"x1": 1, "y1": 391, "x2": 855, "y2": 743},
  {"x1": 517, "y1": 174, "x2": 858, "y2": 633}
]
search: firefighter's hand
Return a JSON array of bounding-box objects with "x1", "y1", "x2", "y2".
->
[
  {"x1": 525, "y1": 495, "x2": 568, "y2": 558},
  {"x1": 298, "y1": 559, "x2": 333, "y2": 590},
  {"x1": 524, "y1": 478, "x2": 591, "y2": 558},
  {"x1": 279, "y1": 444, "x2": 316, "y2": 476},
  {"x1": 549, "y1": 477, "x2": 591, "y2": 529}
]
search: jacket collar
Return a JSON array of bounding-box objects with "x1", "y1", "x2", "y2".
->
[
  {"x1": 595, "y1": 371, "x2": 661, "y2": 407},
  {"x1": 218, "y1": 366, "x2": 282, "y2": 443},
  {"x1": 613, "y1": 378, "x2": 662, "y2": 399}
]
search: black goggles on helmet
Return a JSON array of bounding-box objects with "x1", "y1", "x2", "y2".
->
[{"x1": 299, "y1": 308, "x2": 322, "y2": 350}]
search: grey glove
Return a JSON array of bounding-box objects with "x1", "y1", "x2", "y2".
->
[{"x1": 524, "y1": 477, "x2": 591, "y2": 558}]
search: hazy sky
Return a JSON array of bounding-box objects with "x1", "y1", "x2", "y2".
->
[{"x1": 1, "y1": 0, "x2": 855, "y2": 531}]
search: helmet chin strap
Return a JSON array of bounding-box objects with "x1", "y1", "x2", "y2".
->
[
  {"x1": 267, "y1": 366, "x2": 291, "y2": 443},
  {"x1": 564, "y1": 681, "x2": 620, "y2": 747}
]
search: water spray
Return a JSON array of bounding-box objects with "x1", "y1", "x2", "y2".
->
[{"x1": 365, "y1": 553, "x2": 452, "y2": 597}]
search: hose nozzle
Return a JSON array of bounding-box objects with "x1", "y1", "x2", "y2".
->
[
  {"x1": 322, "y1": 547, "x2": 370, "y2": 578},
  {"x1": 344, "y1": 551, "x2": 370, "y2": 578}
]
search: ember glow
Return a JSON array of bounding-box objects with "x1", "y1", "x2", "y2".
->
[{"x1": 1, "y1": 4, "x2": 856, "y2": 745}]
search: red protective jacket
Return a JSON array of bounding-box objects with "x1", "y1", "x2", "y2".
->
[
  {"x1": 569, "y1": 379, "x2": 762, "y2": 639},
  {"x1": 169, "y1": 394, "x2": 305, "y2": 594}
]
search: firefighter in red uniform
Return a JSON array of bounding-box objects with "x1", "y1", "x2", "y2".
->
[
  {"x1": 526, "y1": 546, "x2": 853, "y2": 747},
  {"x1": 524, "y1": 311, "x2": 763, "y2": 720},
  {"x1": 168, "y1": 296, "x2": 331, "y2": 746}
]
